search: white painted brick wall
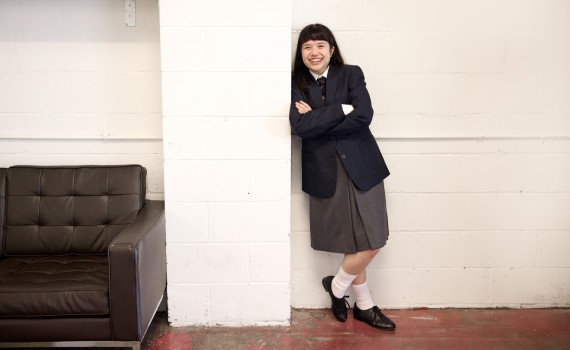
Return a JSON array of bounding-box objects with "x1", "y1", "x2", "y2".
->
[
  {"x1": 160, "y1": 0, "x2": 292, "y2": 326},
  {"x1": 2, "y1": 0, "x2": 568, "y2": 324},
  {"x1": 0, "y1": 0, "x2": 163, "y2": 199},
  {"x1": 292, "y1": 0, "x2": 570, "y2": 309}
]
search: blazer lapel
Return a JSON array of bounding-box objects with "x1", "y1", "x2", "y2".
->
[
  {"x1": 308, "y1": 81, "x2": 325, "y2": 108},
  {"x1": 325, "y1": 65, "x2": 339, "y2": 103}
]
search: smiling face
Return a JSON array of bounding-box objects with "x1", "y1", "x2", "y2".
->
[{"x1": 301, "y1": 40, "x2": 334, "y2": 76}]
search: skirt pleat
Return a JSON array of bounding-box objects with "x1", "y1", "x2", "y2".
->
[{"x1": 309, "y1": 156, "x2": 389, "y2": 253}]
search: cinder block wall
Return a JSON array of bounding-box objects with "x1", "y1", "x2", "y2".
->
[
  {"x1": 159, "y1": 0, "x2": 293, "y2": 326},
  {"x1": 291, "y1": 1, "x2": 570, "y2": 308},
  {"x1": 0, "y1": 0, "x2": 163, "y2": 199},
  {"x1": 2, "y1": 0, "x2": 569, "y2": 327}
]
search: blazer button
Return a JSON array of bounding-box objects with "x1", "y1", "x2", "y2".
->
[{"x1": 341, "y1": 154, "x2": 346, "y2": 159}]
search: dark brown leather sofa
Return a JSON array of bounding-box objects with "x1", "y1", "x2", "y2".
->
[{"x1": 0, "y1": 165, "x2": 166, "y2": 350}]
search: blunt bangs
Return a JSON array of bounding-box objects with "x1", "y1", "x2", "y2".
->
[{"x1": 298, "y1": 24, "x2": 333, "y2": 47}]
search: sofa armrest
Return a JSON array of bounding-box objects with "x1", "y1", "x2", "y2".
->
[{"x1": 108, "y1": 200, "x2": 166, "y2": 341}]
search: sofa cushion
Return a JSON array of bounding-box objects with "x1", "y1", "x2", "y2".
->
[
  {"x1": 0, "y1": 255, "x2": 109, "y2": 317},
  {"x1": 4, "y1": 165, "x2": 146, "y2": 256}
]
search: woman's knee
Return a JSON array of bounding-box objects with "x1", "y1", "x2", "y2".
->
[
  {"x1": 367, "y1": 248, "x2": 380, "y2": 258},
  {"x1": 359, "y1": 248, "x2": 380, "y2": 260}
]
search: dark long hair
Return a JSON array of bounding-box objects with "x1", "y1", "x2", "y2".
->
[{"x1": 292, "y1": 23, "x2": 345, "y2": 91}]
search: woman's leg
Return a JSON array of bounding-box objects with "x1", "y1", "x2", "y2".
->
[
  {"x1": 340, "y1": 249, "x2": 395, "y2": 330},
  {"x1": 323, "y1": 248, "x2": 395, "y2": 330},
  {"x1": 330, "y1": 249, "x2": 380, "y2": 298},
  {"x1": 341, "y1": 249, "x2": 380, "y2": 278}
]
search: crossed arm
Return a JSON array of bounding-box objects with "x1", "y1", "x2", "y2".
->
[
  {"x1": 289, "y1": 66, "x2": 373, "y2": 139},
  {"x1": 295, "y1": 100, "x2": 353, "y2": 115}
]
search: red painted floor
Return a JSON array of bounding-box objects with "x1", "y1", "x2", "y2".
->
[{"x1": 142, "y1": 308, "x2": 570, "y2": 350}]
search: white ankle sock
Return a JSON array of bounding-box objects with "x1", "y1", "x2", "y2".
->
[
  {"x1": 331, "y1": 266, "x2": 357, "y2": 299},
  {"x1": 352, "y1": 281, "x2": 375, "y2": 310}
]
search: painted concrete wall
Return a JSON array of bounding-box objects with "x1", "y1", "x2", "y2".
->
[
  {"x1": 159, "y1": 0, "x2": 293, "y2": 326},
  {"x1": 1, "y1": 0, "x2": 568, "y2": 329},
  {"x1": 0, "y1": 0, "x2": 164, "y2": 199},
  {"x1": 291, "y1": 0, "x2": 570, "y2": 309}
]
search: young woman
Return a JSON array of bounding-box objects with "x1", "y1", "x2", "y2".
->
[{"x1": 290, "y1": 23, "x2": 395, "y2": 331}]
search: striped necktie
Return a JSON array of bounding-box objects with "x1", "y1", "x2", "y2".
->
[{"x1": 317, "y1": 76, "x2": 326, "y2": 100}]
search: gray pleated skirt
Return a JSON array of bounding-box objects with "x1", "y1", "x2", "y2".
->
[{"x1": 309, "y1": 156, "x2": 389, "y2": 254}]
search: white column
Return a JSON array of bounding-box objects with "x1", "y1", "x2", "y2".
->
[{"x1": 160, "y1": 0, "x2": 292, "y2": 326}]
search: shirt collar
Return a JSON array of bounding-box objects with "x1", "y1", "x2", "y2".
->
[{"x1": 310, "y1": 66, "x2": 330, "y2": 81}]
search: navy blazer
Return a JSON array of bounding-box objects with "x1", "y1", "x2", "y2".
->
[{"x1": 290, "y1": 64, "x2": 389, "y2": 198}]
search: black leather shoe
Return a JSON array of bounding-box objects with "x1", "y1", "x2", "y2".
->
[
  {"x1": 353, "y1": 304, "x2": 396, "y2": 331},
  {"x1": 322, "y1": 276, "x2": 349, "y2": 322}
]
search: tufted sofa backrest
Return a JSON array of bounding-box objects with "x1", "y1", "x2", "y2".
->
[
  {"x1": 0, "y1": 168, "x2": 7, "y2": 257},
  {"x1": 3, "y1": 165, "x2": 146, "y2": 256}
]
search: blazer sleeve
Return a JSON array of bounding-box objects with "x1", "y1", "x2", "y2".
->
[
  {"x1": 289, "y1": 81, "x2": 345, "y2": 139},
  {"x1": 324, "y1": 65, "x2": 374, "y2": 136}
]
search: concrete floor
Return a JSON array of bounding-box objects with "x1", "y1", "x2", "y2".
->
[{"x1": 143, "y1": 308, "x2": 570, "y2": 350}]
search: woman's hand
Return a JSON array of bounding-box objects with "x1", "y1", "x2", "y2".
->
[{"x1": 295, "y1": 101, "x2": 312, "y2": 115}]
